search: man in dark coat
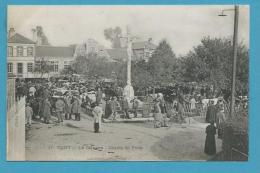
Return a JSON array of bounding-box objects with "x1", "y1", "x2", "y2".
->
[
  {"x1": 204, "y1": 121, "x2": 217, "y2": 155},
  {"x1": 206, "y1": 100, "x2": 216, "y2": 123},
  {"x1": 95, "y1": 87, "x2": 103, "y2": 104}
]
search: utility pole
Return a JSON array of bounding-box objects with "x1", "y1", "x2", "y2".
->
[{"x1": 230, "y1": 5, "x2": 239, "y2": 118}]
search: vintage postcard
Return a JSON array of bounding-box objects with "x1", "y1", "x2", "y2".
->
[{"x1": 6, "y1": 5, "x2": 249, "y2": 161}]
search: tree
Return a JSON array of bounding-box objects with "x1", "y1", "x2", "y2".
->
[
  {"x1": 71, "y1": 56, "x2": 89, "y2": 75},
  {"x1": 34, "y1": 59, "x2": 53, "y2": 78},
  {"x1": 104, "y1": 27, "x2": 122, "y2": 48},
  {"x1": 71, "y1": 53, "x2": 126, "y2": 85},
  {"x1": 181, "y1": 36, "x2": 249, "y2": 93},
  {"x1": 148, "y1": 39, "x2": 178, "y2": 85},
  {"x1": 131, "y1": 60, "x2": 153, "y2": 89}
]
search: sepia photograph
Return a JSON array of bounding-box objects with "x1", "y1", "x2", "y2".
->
[{"x1": 6, "y1": 5, "x2": 249, "y2": 161}]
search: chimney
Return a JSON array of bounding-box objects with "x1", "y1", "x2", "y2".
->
[
  {"x1": 36, "y1": 26, "x2": 42, "y2": 45},
  {"x1": 8, "y1": 28, "x2": 15, "y2": 39},
  {"x1": 31, "y1": 28, "x2": 36, "y2": 42}
]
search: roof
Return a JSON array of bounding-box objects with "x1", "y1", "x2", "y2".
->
[
  {"x1": 8, "y1": 33, "x2": 35, "y2": 44},
  {"x1": 36, "y1": 46, "x2": 75, "y2": 58},
  {"x1": 106, "y1": 48, "x2": 128, "y2": 61},
  {"x1": 132, "y1": 41, "x2": 156, "y2": 50}
]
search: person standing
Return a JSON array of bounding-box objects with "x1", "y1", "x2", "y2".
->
[
  {"x1": 92, "y1": 103, "x2": 103, "y2": 133},
  {"x1": 216, "y1": 106, "x2": 226, "y2": 139},
  {"x1": 55, "y1": 97, "x2": 65, "y2": 123},
  {"x1": 132, "y1": 97, "x2": 139, "y2": 118},
  {"x1": 71, "y1": 96, "x2": 80, "y2": 121},
  {"x1": 26, "y1": 91, "x2": 34, "y2": 106},
  {"x1": 95, "y1": 87, "x2": 103, "y2": 104},
  {"x1": 38, "y1": 97, "x2": 44, "y2": 120},
  {"x1": 44, "y1": 85, "x2": 51, "y2": 98},
  {"x1": 64, "y1": 93, "x2": 72, "y2": 120},
  {"x1": 159, "y1": 95, "x2": 167, "y2": 114},
  {"x1": 104, "y1": 97, "x2": 112, "y2": 119},
  {"x1": 177, "y1": 92, "x2": 187, "y2": 124},
  {"x1": 190, "y1": 95, "x2": 197, "y2": 111},
  {"x1": 206, "y1": 100, "x2": 216, "y2": 123},
  {"x1": 25, "y1": 102, "x2": 33, "y2": 126},
  {"x1": 153, "y1": 99, "x2": 162, "y2": 128},
  {"x1": 204, "y1": 121, "x2": 217, "y2": 155},
  {"x1": 43, "y1": 98, "x2": 52, "y2": 124},
  {"x1": 122, "y1": 96, "x2": 130, "y2": 119},
  {"x1": 111, "y1": 96, "x2": 119, "y2": 120}
]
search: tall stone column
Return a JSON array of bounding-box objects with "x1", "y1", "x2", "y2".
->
[{"x1": 123, "y1": 26, "x2": 134, "y2": 100}]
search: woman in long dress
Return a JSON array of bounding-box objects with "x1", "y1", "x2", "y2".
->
[{"x1": 204, "y1": 121, "x2": 217, "y2": 155}]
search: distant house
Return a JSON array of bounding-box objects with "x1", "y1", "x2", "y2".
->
[
  {"x1": 35, "y1": 46, "x2": 75, "y2": 77},
  {"x1": 105, "y1": 48, "x2": 128, "y2": 62},
  {"x1": 74, "y1": 38, "x2": 108, "y2": 58},
  {"x1": 132, "y1": 39, "x2": 156, "y2": 62},
  {"x1": 105, "y1": 39, "x2": 156, "y2": 62},
  {"x1": 7, "y1": 28, "x2": 36, "y2": 79}
]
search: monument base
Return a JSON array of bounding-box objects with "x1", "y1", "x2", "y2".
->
[{"x1": 123, "y1": 84, "x2": 134, "y2": 100}]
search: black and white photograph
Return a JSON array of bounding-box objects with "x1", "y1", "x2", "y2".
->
[{"x1": 6, "y1": 5, "x2": 249, "y2": 161}]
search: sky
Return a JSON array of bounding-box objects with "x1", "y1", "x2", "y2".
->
[{"x1": 7, "y1": 5, "x2": 249, "y2": 56}]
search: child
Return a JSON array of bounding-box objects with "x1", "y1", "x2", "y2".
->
[
  {"x1": 25, "y1": 102, "x2": 33, "y2": 126},
  {"x1": 92, "y1": 103, "x2": 103, "y2": 133}
]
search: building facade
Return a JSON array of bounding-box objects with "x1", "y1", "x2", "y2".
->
[
  {"x1": 74, "y1": 38, "x2": 108, "y2": 58},
  {"x1": 7, "y1": 29, "x2": 36, "y2": 78},
  {"x1": 105, "y1": 39, "x2": 156, "y2": 62},
  {"x1": 132, "y1": 39, "x2": 156, "y2": 62},
  {"x1": 35, "y1": 46, "x2": 75, "y2": 78}
]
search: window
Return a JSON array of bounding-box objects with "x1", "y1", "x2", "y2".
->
[
  {"x1": 54, "y1": 61, "x2": 59, "y2": 72},
  {"x1": 27, "y1": 63, "x2": 33, "y2": 72},
  {"x1": 64, "y1": 61, "x2": 70, "y2": 69},
  {"x1": 17, "y1": 63, "x2": 23, "y2": 74},
  {"x1": 17, "y1": 46, "x2": 23, "y2": 56},
  {"x1": 8, "y1": 46, "x2": 13, "y2": 57},
  {"x1": 7, "y1": 63, "x2": 13, "y2": 73},
  {"x1": 27, "y1": 47, "x2": 33, "y2": 56}
]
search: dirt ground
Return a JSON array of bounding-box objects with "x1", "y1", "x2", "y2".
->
[{"x1": 25, "y1": 109, "x2": 222, "y2": 161}]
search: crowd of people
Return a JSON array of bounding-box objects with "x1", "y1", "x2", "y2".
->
[
  {"x1": 13, "y1": 76, "x2": 250, "y2": 159},
  {"x1": 15, "y1": 76, "x2": 248, "y2": 137}
]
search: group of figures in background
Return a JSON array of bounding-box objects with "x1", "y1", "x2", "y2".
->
[{"x1": 16, "y1": 76, "x2": 248, "y2": 144}]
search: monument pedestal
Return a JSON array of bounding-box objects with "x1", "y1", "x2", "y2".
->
[{"x1": 123, "y1": 84, "x2": 134, "y2": 100}]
